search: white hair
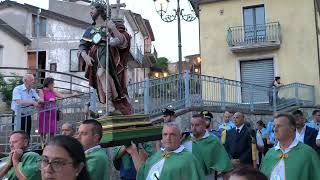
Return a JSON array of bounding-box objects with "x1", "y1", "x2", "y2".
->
[
  {"x1": 62, "y1": 122, "x2": 76, "y2": 131},
  {"x1": 23, "y1": 74, "x2": 34, "y2": 82},
  {"x1": 163, "y1": 122, "x2": 181, "y2": 134}
]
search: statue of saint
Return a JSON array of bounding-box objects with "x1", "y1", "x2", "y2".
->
[{"x1": 78, "y1": 3, "x2": 132, "y2": 115}]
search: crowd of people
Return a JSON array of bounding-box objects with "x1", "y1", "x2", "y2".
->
[
  {"x1": 11, "y1": 74, "x2": 75, "y2": 145},
  {"x1": 6, "y1": 1, "x2": 320, "y2": 178},
  {"x1": 4, "y1": 101, "x2": 320, "y2": 180},
  {"x1": 5, "y1": 72, "x2": 320, "y2": 180}
]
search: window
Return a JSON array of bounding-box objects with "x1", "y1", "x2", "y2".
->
[
  {"x1": 50, "y1": 63, "x2": 57, "y2": 72},
  {"x1": 240, "y1": 59, "x2": 274, "y2": 103},
  {"x1": 70, "y1": 49, "x2": 84, "y2": 72},
  {"x1": 243, "y1": 5, "x2": 265, "y2": 43},
  {"x1": 32, "y1": 14, "x2": 47, "y2": 37}
]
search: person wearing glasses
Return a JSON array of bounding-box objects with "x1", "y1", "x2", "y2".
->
[
  {"x1": 0, "y1": 131, "x2": 41, "y2": 180},
  {"x1": 40, "y1": 135, "x2": 90, "y2": 180}
]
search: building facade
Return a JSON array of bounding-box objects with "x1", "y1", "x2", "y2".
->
[
  {"x1": 193, "y1": 0, "x2": 320, "y2": 103},
  {"x1": 0, "y1": 0, "x2": 157, "y2": 91}
]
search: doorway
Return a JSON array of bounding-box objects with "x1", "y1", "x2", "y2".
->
[{"x1": 27, "y1": 51, "x2": 46, "y2": 84}]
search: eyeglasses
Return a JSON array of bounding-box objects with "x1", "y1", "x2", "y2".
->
[{"x1": 38, "y1": 158, "x2": 73, "y2": 172}]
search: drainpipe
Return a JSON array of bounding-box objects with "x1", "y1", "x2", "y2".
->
[
  {"x1": 143, "y1": 36, "x2": 149, "y2": 79},
  {"x1": 133, "y1": 30, "x2": 139, "y2": 82},
  {"x1": 36, "y1": 8, "x2": 41, "y2": 82},
  {"x1": 314, "y1": 0, "x2": 320, "y2": 84},
  {"x1": 197, "y1": 3, "x2": 201, "y2": 75}
]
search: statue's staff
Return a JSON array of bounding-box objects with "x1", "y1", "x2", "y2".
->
[
  {"x1": 105, "y1": 0, "x2": 110, "y2": 116},
  {"x1": 103, "y1": 0, "x2": 126, "y2": 116}
]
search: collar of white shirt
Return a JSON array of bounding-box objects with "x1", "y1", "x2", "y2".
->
[
  {"x1": 275, "y1": 136, "x2": 300, "y2": 154},
  {"x1": 236, "y1": 124, "x2": 245, "y2": 132},
  {"x1": 21, "y1": 84, "x2": 27, "y2": 91},
  {"x1": 190, "y1": 130, "x2": 210, "y2": 140},
  {"x1": 295, "y1": 125, "x2": 307, "y2": 143},
  {"x1": 162, "y1": 145, "x2": 185, "y2": 154},
  {"x1": 296, "y1": 125, "x2": 307, "y2": 135},
  {"x1": 85, "y1": 145, "x2": 101, "y2": 154}
]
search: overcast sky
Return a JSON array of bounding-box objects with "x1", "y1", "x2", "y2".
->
[{"x1": 12, "y1": 0, "x2": 199, "y2": 62}]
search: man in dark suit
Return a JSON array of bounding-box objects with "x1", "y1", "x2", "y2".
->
[
  {"x1": 225, "y1": 112, "x2": 254, "y2": 167},
  {"x1": 292, "y1": 110, "x2": 319, "y2": 152}
]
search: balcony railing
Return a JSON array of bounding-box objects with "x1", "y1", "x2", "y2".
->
[
  {"x1": 227, "y1": 22, "x2": 281, "y2": 52},
  {"x1": 130, "y1": 45, "x2": 144, "y2": 64}
]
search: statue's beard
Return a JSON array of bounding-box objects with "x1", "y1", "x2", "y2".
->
[{"x1": 91, "y1": 12, "x2": 99, "y2": 22}]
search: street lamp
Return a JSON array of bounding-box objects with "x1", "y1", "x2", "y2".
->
[
  {"x1": 153, "y1": 0, "x2": 197, "y2": 74},
  {"x1": 197, "y1": 56, "x2": 201, "y2": 63}
]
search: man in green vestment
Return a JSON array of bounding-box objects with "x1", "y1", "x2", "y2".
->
[
  {"x1": 260, "y1": 113, "x2": 320, "y2": 180},
  {"x1": 77, "y1": 120, "x2": 109, "y2": 180},
  {"x1": 182, "y1": 114, "x2": 232, "y2": 179},
  {"x1": 0, "y1": 131, "x2": 40, "y2": 180},
  {"x1": 126, "y1": 122, "x2": 205, "y2": 180}
]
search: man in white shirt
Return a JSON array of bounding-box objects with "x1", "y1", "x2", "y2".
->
[
  {"x1": 11, "y1": 74, "x2": 39, "y2": 136},
  {"x1": 306, "y1": 109, "x2": 320, "y2": 130},
  {"x1": 292, "y1": 110, "x2": 318, "y2": 151},
  {"x1": 316, "y1": 129, "x2": 320, "y2": 147}
]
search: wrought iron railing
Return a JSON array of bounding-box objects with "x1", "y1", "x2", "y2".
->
[
  {"x1": 128, "y1": 72, "x2": 315, "y2": 116},
  {"x1": 0, "y1": 67, "x2": 90, "y2": 93},
  {"x1": 0, "y1": 93, "x2": 92, "y2": 153},
  {"x1": 0, "y1": 69, "x2": 316, "y2": 151},
  {"x1": 276, "y1": 83, "x2": 316, "y2": 110},
  {"x1": 227, "y1": 22, "x2": 281, "y2": 47}
]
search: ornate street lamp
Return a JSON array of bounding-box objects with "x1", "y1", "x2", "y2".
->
[{"x1": 153, "y1": 0, "x2": 197, "y2": 74}]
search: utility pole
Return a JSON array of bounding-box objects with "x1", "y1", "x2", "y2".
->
[{"x1": 35, "y1": 8, "x2": 41, "y2": 82}]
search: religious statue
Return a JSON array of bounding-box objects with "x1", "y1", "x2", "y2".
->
[{"x1": 78, "y1": 2, "x2": 133, "y2": 115}]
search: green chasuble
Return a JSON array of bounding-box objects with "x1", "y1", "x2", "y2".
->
[
  {"x1": 182, "y1": 132, "x2": 232, "y2": 175},
  {"x1": 86, "y1": 146, "x2": 109, "y2": 180},
  {"x1": 0, "y1": 152, "x2": 41, "y2": 180},
  {"x1": 137, "y1": 146, "x2": 205, "y2": 180},
  {"x1": 260, "y1": 142, "x2": 320, "y2": 180}
]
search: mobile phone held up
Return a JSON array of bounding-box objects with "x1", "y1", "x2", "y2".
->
[{"x1": 182, "y1": 131, "x2": 191, "y2": 137}]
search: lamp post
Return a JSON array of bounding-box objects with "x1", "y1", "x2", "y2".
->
[{"x1": 153, "y1": 0, "x2": 196, "y2": 74}]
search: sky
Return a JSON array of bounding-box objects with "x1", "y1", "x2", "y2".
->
[{"x1": 12, "y1": 0, "x2": 199, "y2": 62}]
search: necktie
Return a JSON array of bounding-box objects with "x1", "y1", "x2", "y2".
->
[
  {"x1": 221, "y1": 123, "x2": 227, "y2": 144},
  {"x1": 237, "y1": 128, "x2": 240, "y2": 134}
]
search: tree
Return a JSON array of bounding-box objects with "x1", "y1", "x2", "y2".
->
[
  {"x1": 153, "y1": 57, "x2": 169, "y2": 71},
  {"x1": 0, "y1": 73, "x2": 22, "y2": 106}
]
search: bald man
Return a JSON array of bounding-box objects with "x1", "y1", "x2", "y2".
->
[{"x1": 224, "y1": 112, "x2": 254, "y2": 167}]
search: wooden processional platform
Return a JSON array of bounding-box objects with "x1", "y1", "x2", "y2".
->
[{"x1": 98, "y1": 114, "x2": 162, "y2": 148}]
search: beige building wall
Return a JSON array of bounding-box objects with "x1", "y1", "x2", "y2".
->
[
  {"x1": 199, "y1": 0, "x2": 320, "y2": 103},
  {"x1": 0, "y1": 29, "x2": 28, "y2": 76}
]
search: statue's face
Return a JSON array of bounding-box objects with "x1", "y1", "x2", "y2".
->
[{"x1": 90, "y1": 6, "x2": 99, "y2": 21}]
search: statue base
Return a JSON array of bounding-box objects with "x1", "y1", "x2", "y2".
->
[{"x1": 97, "y1": 114, "x2": 162, "y2": 147}]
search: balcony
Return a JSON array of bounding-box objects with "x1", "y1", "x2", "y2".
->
[
  {"x1": 128, "y1": 45, "x2": 144, "y2": 68},
  {"x1": 227, "y1": 22, "x2": 281, "y2": 53},
  {"x1": 143, "y1": 45, "x2": 158, "y2": 68}
]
